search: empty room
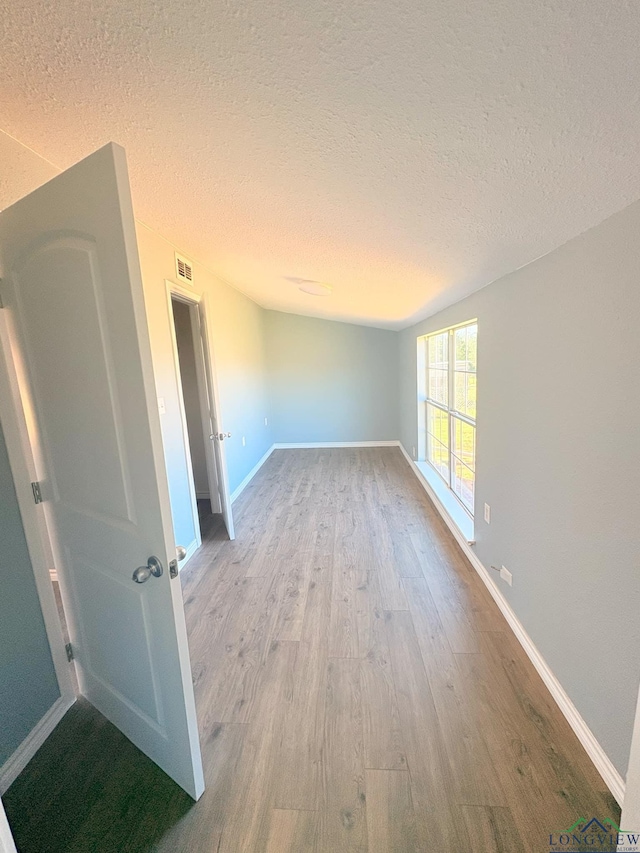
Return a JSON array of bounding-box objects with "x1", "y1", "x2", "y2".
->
[{"x1": 1, "y1": 2, "x2": 640, "y2": 852}]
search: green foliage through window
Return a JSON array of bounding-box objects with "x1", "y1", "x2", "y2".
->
[{"x1": 422, "y1": 321, "x2": 477, "y2": 515}]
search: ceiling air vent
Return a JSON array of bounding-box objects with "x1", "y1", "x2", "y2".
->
[{"x1": 175, "y1": 253, "x2": 194, "y2": 284}]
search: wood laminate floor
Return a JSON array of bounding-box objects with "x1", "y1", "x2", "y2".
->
[{"x1": 4, "y1": 448, "x2": 619, "y2": 852}]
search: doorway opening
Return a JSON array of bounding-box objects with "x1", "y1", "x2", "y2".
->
[
  {"x1": 166, "y1": 284, "x2": 235, "y2": 569},
  {"x1": 172, "y1": 297, "x2": 220, "y2": 538}
]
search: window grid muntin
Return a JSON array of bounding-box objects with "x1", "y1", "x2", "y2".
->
[
  {"x1": 426, "y1": 401, "x2": 450, "y2": 484},
  {"x1": 423, "y1": 321, "x2": 477, "y2": 517}
]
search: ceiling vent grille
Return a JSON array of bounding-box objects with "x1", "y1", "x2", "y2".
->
[{"x1": 175, "y1": 253, "x2": 194, "y2": 284}]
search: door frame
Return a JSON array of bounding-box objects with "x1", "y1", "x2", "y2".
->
[
  {"x1": 0, "y1": 798, "x2": 17, "y2": 853},
  {"x1": 165, "y1": 283, "x2": 203, "y2": 565},
  {"x1": 165, "y1": 280, "x2": 234, "y2": 553},
  {"x1": 620, "y1": 684, "x2": 640, "y2": 837},
  {"x1": 0, "y1": 310, "x2": 75, "y2": 792}
]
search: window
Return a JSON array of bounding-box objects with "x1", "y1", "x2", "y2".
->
[{"x1": 420, "y1": 321, "x2": 477, "y2": 515}]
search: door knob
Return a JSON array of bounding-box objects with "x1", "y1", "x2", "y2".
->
[
  {"x1": 133, "y1": 556, "x2": 164, "y2": 584},
  {"x1": 176, "y1": 545, "x2": 187, "y2": 561}
]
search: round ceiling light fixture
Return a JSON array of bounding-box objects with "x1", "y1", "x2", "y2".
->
[
  {"x1": 299, "y1": 281, "x2": 332, "y2": 296},
  {"x1": 285, "y1": 277, "x2": 333, "y2": 297}
]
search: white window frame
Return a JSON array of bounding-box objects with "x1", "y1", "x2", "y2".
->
[{"x1": 418, "y1": 320, "x2": 477, "y2": 518}]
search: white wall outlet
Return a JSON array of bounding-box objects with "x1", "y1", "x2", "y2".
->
[
  {"x1": 484, "y1": 503, "x2": 491, "y2": 524},
  {"x1": 264, "y1": 417, "x2": 268, "y2": 426},
  {"x1": 158, "y1": 397, "x2": 166, "y2": 414},
  {"x1": 500, "y1": 566, "x2": 513, "y2": 586},
  {"x1": 242, "y1": 436, "x2": 246, "y2": 447}
]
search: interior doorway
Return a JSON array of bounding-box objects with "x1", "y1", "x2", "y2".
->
[
  {"x1": 166, "y1": 282, "x2": 235, "y2": 568},
  {"x1": 172, "y1": 297, "x2": 221, "y2": 534}
]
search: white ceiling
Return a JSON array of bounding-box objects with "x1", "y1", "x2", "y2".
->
[{"x1": 1, "y1": 0, "x2": 640, "y2": 329}]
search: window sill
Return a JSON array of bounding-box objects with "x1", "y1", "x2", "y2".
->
[{"x1": 415, "y1": 461, "x2": 475, "y2": 543}]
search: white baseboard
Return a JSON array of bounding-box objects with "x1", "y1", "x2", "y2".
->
[
  {"x1": 231, "y1": 444, "x2": 276, "y2": 503},
  {"x1": 229, "y1": 441, "x2": 401, "y2": 505},
  {"x1": 273, "y1": 440, "x2": 400, "y2": 449},
  {"x1": 178, "y1": 537, "x2": 201, "y2": 571},
  {"x1": 0, "y1": 694, "x2": 74, "y2": 794},
  {"x1": 397, "y1": 441, "x2": 625, "y2": 806}
]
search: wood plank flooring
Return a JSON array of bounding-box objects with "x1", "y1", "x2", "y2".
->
[{"x1": 4, "y1": 448, "x2": 619, "y2": 852}]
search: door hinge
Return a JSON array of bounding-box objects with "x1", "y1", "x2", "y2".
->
[
  {"x1": 65, "y1": 643, "x2": 74, "y2": 662},
  {"x1": 31, "y1": 481, "x2": 43, "y2": 504}
]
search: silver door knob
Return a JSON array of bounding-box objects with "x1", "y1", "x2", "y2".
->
[
  {"x1": 133, "y1": 556, "x2": 164, "y2": 584},
  {"x1": 176, "y1": 545, "x2": 187, "y2": 561}
]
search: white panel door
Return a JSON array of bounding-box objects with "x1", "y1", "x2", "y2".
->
[{"x1": 0, "y1": 143, "x2": 204, "y2": 799}]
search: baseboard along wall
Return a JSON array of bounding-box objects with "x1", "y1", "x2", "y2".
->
[
  {"x1": 230, "y1": 437, "x2": 624, "y2": 805},
  {"x1": 9, "y1": 440, "x2": 621, "y2": 814},
  {"x1": 395, "y1": 442, "x2": 625, "y2": 805},
  {"x1": 230, "y1": 441, "x2": 399, "y2": 503},
  {"x1": 0, "y1": 695, "x2": 74, "y2": 795}
]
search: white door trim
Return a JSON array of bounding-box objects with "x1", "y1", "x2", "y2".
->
[
  {"x1": 0, "y1": 799, "x2": 17, "y2": 853},
  {"x1": 197, "y1": 290, "x2": 234, "y2": 539},
  {"x1": 165, "y1": 280, "x2": 235, "y2": 543},
  {"x1": 165, "y1": 283, "x2": 203, "y2": 563},
  {"x1": 0, "y1": 311, "x2": 75, "y2": 705},
  {"x1": 188, "y1": 300, "x2": 222, "y2": 514},
  {"x1": 620, "y1": 686, "x2": 640, "y2": 841},
  {"x1": 165, "y1": 281, "x2": 234, "y2": 540},
  {"x1": 168, "y1": 283, "x2": 221, "y2": 516}
]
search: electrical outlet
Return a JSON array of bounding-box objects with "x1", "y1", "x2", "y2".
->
[
  {"x1": 500, "y1": 566, "x2": 512, "y2": 586},
  {"x1": 242, "y1": 436, "x2": 246, "y2": 447},
  {"x1": 484, "y1": 503, "x2": 491, "y2": 524},
  {"x1": 264, "y1": 417, "x2": 268, "y2": 427}
]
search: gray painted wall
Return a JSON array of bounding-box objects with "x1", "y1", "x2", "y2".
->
[
  {"x1": 0, "y1": 422, "x2": 60, "y2": 767},
  {"x1": 266, "y1": 310, "x2": 399, "y2": 444},
  {"x1": 1, "y1": 130, "x2": 275, "y2": 554},
  {"x1": 137, "y1": 222, "x2": 274, "y2": 532},
  {"x1": 399, "y1": 200, "x2": 640, "y2": 777},
  {"x1": 2, "y1": 127, "x2": 637, "y2": 787}
]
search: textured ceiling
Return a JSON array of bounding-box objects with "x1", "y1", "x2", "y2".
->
[{"x1": 1, "y1": 0, "x2": 640, "y2": 329}]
